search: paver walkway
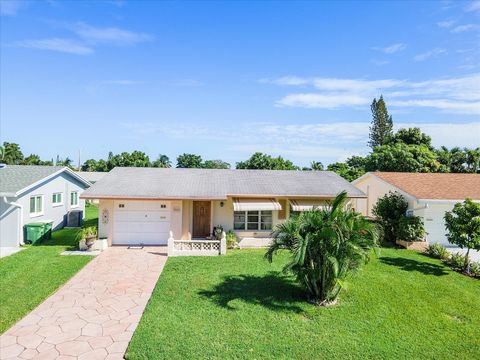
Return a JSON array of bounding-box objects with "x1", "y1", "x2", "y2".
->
[{"x1": 0, "y1": 246, "x2": 167, "y2": 360}]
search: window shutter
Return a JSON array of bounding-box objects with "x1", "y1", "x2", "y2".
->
[{"x1": 278, "y1": 200, "x2": 287, "y2": 220}]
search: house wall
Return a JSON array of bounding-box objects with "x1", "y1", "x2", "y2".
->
[
  {"x1": 0, "y1": 172, "x2": 87, "y2": 248},
  {"x1": 98, "y1": 199, "x2": 114, "y2": 245},
  {"x1": 0, "y1": 199, "x2": 20, "y2": 248},
  {"x1": 353, "y1": 175, "x2": 417, "y2": 216},
  {"x1": 18, "y1": 172, "x2": 87, "y2": 230}
]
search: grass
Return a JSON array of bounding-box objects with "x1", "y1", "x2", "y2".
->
[
  {"x1": 127, "y1": 248, "x2": 480, "y2": 360},
  {"x1": 0, "y1": 203, "x2": 98, "y2": 334}
]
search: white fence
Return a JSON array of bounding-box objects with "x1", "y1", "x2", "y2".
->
[{"x1": 167, "y1": 231, "x2": 226, "y2": 256}]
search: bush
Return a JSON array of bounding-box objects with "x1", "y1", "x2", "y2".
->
[
  {"x1": 397, "y1": 216, "x2": 425, "y2": 242},
  {"x1": 469, "y1": 261, "x2": 480, "y2": 278},
  {"x1": 226, "y1": 230, "x2": 238, "y2": 249},
  {"x1": 425, "y1": 243, "x2": 450, "y2": 260},
  {"x1": 447, "y1": 253, "x2": 465, "y2": 271},
  {"x1": 373, "y1": 192, "x2": 408, "y2": 243}
]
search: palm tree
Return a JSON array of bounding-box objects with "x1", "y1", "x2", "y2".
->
[{"x1": 265, "y1": 191, "x2": 379, "y2": 305}]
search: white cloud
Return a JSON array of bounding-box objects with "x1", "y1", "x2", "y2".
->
[
  {"x1": 413, "y1": 48, "x2": 447, "y2": 62},
  {"x1": 0, "y1": 0, "x2": 27, "y2": 16},
  {"x1": 74, "y1": 22, "x2": 153, "y2": 46},
  {"x1": 15, "y1": 38, "x2": 93, "y2": 55},
  {"x1": 370, "y1": 59, "x2": 390, "y2": 66},
  {"x1": 381, "y1": 43, "x2": 407, "y2": 54},
  {"x1": 277, "y1": 93, "x2": 370, "y2": 109},
  {"x1": 120, "y1": 120, "x2": 479, "y2": 165},
  {"x1": 451, "y1": 24, "x2": 479, "y2": 33},
  {"x1": 265, "y1": 73, "x2": 480, "y2": 114},
  {"x1": 465, "y1": 1, "x2": 480, "y2": 12},
  {"x1": 437, "y1": 20, "x2": 455, "y2": 28}
]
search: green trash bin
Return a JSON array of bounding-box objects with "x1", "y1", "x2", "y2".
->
[{"x1": 24, "y1": 223, "x2": 46, "y2": 244}]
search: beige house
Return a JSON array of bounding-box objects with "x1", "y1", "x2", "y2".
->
[
  {"x1": 81, "y1": 167, "x2": 366, "y2": 248},
  {"x1": 352, "y1": 172, "x2": 480, "y2": 246}
]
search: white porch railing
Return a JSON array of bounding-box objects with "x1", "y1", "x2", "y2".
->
[{"x1": 167, "y1": 231, "x2": 226, "y2": 256}]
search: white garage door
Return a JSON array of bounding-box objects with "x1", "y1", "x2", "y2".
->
[
  {"x1": 424, "y1": 203, "x2": 454, "y2": 246},
  {"x1": 113, "y1": 200, "x2": 171, "y2": 245}
]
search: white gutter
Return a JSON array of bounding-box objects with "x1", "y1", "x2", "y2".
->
[{"x1": 3, "y1": 196, "x2": 24, "y2": 246}]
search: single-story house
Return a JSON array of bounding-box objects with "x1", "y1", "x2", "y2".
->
[
  {"x1": 81, "y1": 167, "x2": 366, "y2": 247},
  {"x1": 0, "y1": 165, "x2": 91, "y2": 253},
  {"x1": 352, "y1": 172, "x2": 480, "y2": 246}
]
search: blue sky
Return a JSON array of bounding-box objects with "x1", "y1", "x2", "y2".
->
[{"x1": 1, "y1": 0, "x2": 479, "y2": 167}]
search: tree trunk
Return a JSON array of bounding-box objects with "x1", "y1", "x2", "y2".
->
[{"x1": 464, "y1": 248, "x2": 470, "y2": 274}]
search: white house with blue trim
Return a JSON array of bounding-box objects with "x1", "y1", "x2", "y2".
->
[{"x1": 0, "y1": 165, "x2": 91, "y2": 256}]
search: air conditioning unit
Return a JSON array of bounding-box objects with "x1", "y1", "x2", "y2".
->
[{"x1": 66, "y1": 209, "x2": 83, "y2": 227}]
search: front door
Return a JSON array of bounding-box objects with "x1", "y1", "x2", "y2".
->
[{"x1": 193, "y1": 201, "x2": 211, "y2": 238}]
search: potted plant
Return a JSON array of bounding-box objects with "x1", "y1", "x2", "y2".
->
[
  {"x1": 213, "y1": 225, "x2": 224, "y2": 240},
  {"x1": 78, "y1": 226, "x2": 98, "y2": 251}
]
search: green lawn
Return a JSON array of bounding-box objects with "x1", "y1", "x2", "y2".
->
[
  {"x1": 127, "y1": 248, "x2": 480, "y2": 360},
  {"x1": 0, "y1": 203, "x2": 98, "y2": 334}
]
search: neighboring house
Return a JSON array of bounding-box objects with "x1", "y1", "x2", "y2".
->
[
  {"x1": 81, "y1": 167, "x2": 366, "y2": 247},
  {"x1": 0, "y1": 165, "x2": 91, "y2": 251},
  {"x1": 76, "y1": 171, "x2": 107, "y2": 184},
  {"x1": 352, "y1": 172, "x2": 480, "y2": 246}
]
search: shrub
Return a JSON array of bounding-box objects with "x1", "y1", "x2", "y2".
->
[
  {"x1": 78, "y1": 226, "x2": 97, "y2": 241},
  {"x1": 469, "y1": 261, "x2": 480, "y2": 278},
  {"x1": 266, "y1": 191, "x2": 379, "y2": 305},
  {"x1": 425, "y1": 243, "x2": 450, "y2": 260},
  {"x1": 447, "y1": 253, "x2": 466, "y2": 271},
  {"x1": 373, "y1": 191, "x2": 408, "y2": 243},
  {"x1": 226, "y1": 230, "x2": 238, "y2": 249},
  {"x1": 397, "y1": 216, "x2": 426, "y2": 242}
]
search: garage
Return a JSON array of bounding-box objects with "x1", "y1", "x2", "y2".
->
[{"x1": 113, "y1": 200, "x2": 171, "y2": 245}]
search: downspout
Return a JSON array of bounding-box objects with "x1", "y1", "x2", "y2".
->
[{"x1": 3, "y1": 196, "x2": 24, "y2": 246}]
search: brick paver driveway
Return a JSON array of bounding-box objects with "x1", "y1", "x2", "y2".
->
[{"x1": 0, "y1": 246, "x2": 167, "y2": 360}]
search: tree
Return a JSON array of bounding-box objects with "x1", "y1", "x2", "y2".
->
[
  {"x1": 152, "y1": 154, "x2": 171, "y2": 168},
  {"x1": 327, "y1": 156, "x2": 366, "y2": 182},
  {"x1": 203, "y1": 159, "x2": 230, "y2": 169},
  {"x1": 176, "y1": 153, "x2": 203, "y2": 168},
  {"x1": 444, "y1": 199, "x2": 480, "y2": 274},
  {"x1": 365, "y1": 143, "x2": 439, "y2": 172},
  {"x1": 23, "y1": 154, "x2": 42, "y2": 165},
  {"x1": 2, "y1": 142, "x2": 24, "y2": 165},
  {"x1": 82, "y1": 159, "x2": 98, "y2": 171},
  {"x1": 465, "y1": 148, "x2": 480, "y2": 173},
  {"x1": 388, "y1": 127, "x2": 432, "y2": 148},
  {"x1": 265, "y1": 191, "x2": 378, "y2": 305},
  {"x1": 368, "y1": 96, "x2": 393, "y2": 148},
  {"x1": 372, "y1": 191, "x2": 408, "y2": 244},
  {"x1": 236, "y1": 152, "x2": 298, "y2": 170},
  {"x1": 310, "y1": 161, "x2": 324, "y2": 171}
]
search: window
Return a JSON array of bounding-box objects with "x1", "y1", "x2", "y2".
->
[
  {"x1": 234, "y1": 211, "x2": 272, "y2": 231},
  {"x1": 52, "y1": 193, "x2": 63, "y2": 206},
  {"x1": 70, "y1": 191, "x2": 79, "y2": 207},
  {"x1": 29, "y1": 195, "x2": 43, "y2": 216}
]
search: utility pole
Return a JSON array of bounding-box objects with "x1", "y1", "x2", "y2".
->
[{"x1": 78, "y1": 150, "x2": 81, "y2": 171}]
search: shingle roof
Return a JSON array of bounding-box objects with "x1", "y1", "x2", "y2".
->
[
  {"x1": 372, "y1": 172, "x2": 480, "y2": 200},
  {"x1": 76, "y1": 171, "x2": 106, "y2": 183},
  {"x1": 82, "y1": 167, "x2": 366, "y2": 199},
  {"x1": 0, "y1": 165, "x2": 90, "y2": 197}
]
